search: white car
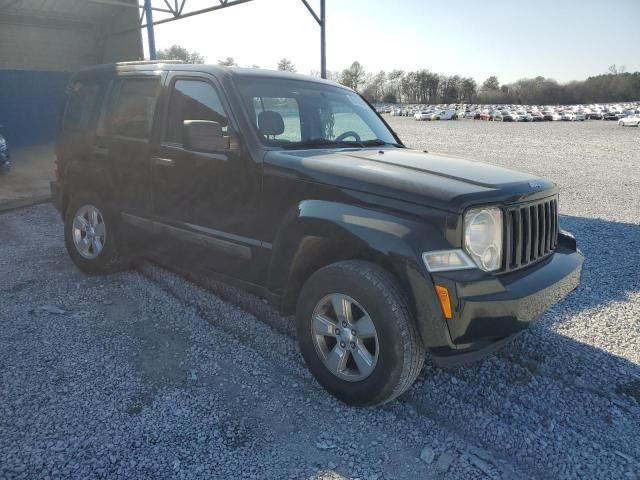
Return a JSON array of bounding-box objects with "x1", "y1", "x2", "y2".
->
[
  {"x1": 618, "y1": 114, "x2": 640, "y2": 127},
  {"x1": 561, "y1": 112, "x2": 576, "y2": 121},
  {"x1": 432, "y1": 109, "x2": 457, "y2": 120},
  {"x1": 575, "y1": 112, "x2": 586, "y2": 121},
  {"x1": 413, "y1": 110, "x2": 433, "y2": 121}
]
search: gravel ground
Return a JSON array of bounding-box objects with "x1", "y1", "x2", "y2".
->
[
  {"x1": 1, "y1": 120, "x2": 639, "y2": 479},
  {"x1": 0, "y1": 144, "x2": 54, "y2": 204}
]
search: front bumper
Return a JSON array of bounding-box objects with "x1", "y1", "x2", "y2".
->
[{"x1": 422, "y1": 234, "x2": 583, "y2": 365}]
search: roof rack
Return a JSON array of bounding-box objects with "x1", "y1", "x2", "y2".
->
[{"x1": 115, "y1": 60, "x2": 185, "y2": 66}]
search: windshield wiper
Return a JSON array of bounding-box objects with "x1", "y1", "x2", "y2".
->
[
  {"x1": 281, "y1": 138, "x2": 363, "y2": 149},
  {"x1": 359, "y1": 139, "x2": 404, "y2": 148},
  {"x1": 281, "y1": 138, "x2": 403, "y2": 150}
]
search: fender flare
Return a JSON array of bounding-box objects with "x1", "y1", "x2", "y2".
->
[{"x1": 267, "y1": 200, "x2": 454, "y2": 350}]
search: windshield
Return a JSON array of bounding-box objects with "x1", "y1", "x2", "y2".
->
[{"x1": 235, "y1": 77, "x2": 399, "y2": 148}]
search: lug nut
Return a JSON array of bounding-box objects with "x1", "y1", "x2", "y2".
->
[
  {"x1": 350, "y1": 342, "x2": 356, "y2": 349},
  {"x1": 351, "y1": 329, "x2": 356, "y2": 335},
  {"x1": 335, "y1": 328, "x2": 340, "y2": 335},
  {"x1": 340, "y1": 342, "x2": 345, "y2": 348},
  {"x1": 342, "y1": 321, "x2": 347, "y2": 327}
]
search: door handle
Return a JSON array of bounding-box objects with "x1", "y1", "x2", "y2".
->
[{"x1": 153, "y1": 157, "x2": 175, "y2": 167}]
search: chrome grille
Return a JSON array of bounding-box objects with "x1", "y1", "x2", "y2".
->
[{"x1": 504, "y1": 196, "x2": 558, "y2": 271}]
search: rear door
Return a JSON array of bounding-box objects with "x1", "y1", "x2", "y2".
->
[{"x1": 94, "y1": 72, "x2": 164, "y2": 217}]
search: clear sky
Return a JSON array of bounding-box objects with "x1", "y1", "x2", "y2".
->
[{"x1": 143, "y1": 0, "x2": 640, "y2": 84}]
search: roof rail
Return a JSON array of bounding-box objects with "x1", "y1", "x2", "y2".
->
[{"x1": 115, "y1": 60, "x2": 185, "y2": 66}]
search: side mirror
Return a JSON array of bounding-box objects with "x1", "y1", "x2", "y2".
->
[{"x1": 183, "y1": 120, "x2": 228, "y2": 153}]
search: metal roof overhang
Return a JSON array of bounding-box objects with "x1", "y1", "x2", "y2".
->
[
  {"x1": 0, "y1": 0, "x2": 140, "y2": 31},
  {"x1": 0, "y1": 0, "x2": 327, "y2": 77}
]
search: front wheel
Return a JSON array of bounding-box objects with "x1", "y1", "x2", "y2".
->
[{"x1": 296, "y1": 260, "x2": 425, "y2": 406}]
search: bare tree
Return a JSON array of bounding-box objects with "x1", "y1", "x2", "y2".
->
[
  {"x1": 387, "y1": 70, "x2": 405, "y2": 103},
  {"x1": 157, "y1": 45, "x2": 205, "y2": 64},
  {"x1": 277, "y1": 58, "x2": 296, "y2": 72},
  {"x1": 340, "y1": 61, "x2": 366, "y2": 92},
  {"x1": 461, "y1": 77, "x2": 477, "y2": 103},
  {"x1": 482, "y1": 76, "x2": 500, "y2": 91},
  {"x1": 217, "y1": 57, "x2": 237, "y2": 67}
]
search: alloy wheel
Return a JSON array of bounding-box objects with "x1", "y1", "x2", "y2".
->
[
  {"x1": 72, "y1": 204, "x2": 106, "y2": 259},
  {"x1": 311, "y1": 293, "x2": 379, "y2": 382}
]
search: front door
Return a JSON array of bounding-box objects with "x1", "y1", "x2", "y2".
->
[{"x1": 149, "y1": 73, "x2": 263, "y2": 282}]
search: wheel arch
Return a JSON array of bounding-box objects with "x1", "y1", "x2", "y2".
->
[
  {"x1": 267, "y1": 200, "x2": 440, "y2": 317},
  {"x1": 61, "y1": 158, "x2": 117, "y2": 215}
]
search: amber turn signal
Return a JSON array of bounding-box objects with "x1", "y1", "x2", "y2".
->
[{"x1": 434, "y1": 284, "x2": 453, "y2": 320}]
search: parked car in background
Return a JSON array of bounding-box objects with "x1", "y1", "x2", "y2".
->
[
  {"x1": 413, "y1": 110, "x2": 433, "y2": 121},
  {"x1": 618, "y1": 114, "x2": 640, "y2": 127},
  {"x1": 502, "y1": 112, "x2": 520, "y2": 122},
  {"x1": 432, "y1": 109, "x2": 457, "y2": 120},
  {"x1": 0, "y1": 125, "x2": 10, "y2": 174},
  {"x1": 588, "y1": 111, "x2": 603, "y2": 120},
  {"x1": 574, "y1": 112, "x2": 586, "y2": 121},
  {"x1": 531, "y1": 112, "x2": 545, "y2": 122},
  {"x1": 604, "y1": 112, "x2": 620, "y2": 120},
  {"x1": 561, "y1": 112, "x2": 576, "y2": 121}
]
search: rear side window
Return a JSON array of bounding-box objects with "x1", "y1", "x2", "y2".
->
[
  {"x1": 165, "y1": 79, "x2": 228, "y2": 144},
  {"x1": 63, "y1": 82, "x2": 99, "y2": 130},
  {"x1": 101, "y1": 77, "x2": 161, "y2": 140}
]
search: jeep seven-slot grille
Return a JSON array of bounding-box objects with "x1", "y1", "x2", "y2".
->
[{"x1": 504, "y1": 196, "x2": 558, "y2": 272}]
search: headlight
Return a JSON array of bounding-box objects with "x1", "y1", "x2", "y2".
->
[{"x1": 464, "y1": 206, "x2": 503, "y2": 271}]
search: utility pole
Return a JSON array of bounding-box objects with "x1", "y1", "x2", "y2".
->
[
  {"x1": 144, "y1": 0, "x2": 156, "y2": 60},
  {"x1": 301, "y1": 0, "x2": 326, "y2": 79},
  {"x1": 320, "y1": 0, "x2": 326, "y2": 79}
]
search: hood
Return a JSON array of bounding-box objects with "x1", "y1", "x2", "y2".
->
[{"x1": 264, "y1": 148, "x2": 557, "y2": 213}]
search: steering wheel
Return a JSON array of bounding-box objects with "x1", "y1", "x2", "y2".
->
[{"x1": 335, "y1": 131, "x2": 361, "y2": 142}]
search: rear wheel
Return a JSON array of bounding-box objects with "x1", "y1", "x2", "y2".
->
[
  {"x1": 296, "y1": 260, "x2": 425, "y2": 406},
  {"x1": 64, "y1": 193, "x2": 130, "y2": 275}
]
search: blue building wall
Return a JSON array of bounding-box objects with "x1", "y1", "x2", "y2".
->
[{"x1": 0, "y1": 69, "x2": 69, "y2": 147}]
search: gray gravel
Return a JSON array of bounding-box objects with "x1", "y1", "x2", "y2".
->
[{"x1": 1, "y1": 119, "x2": 639, "y2": 479}]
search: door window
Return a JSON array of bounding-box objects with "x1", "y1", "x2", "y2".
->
[
  {"x1": 100, "y1": 77, "x2": 161, "y2": 140},
  {"x1": 63, "y1": 82, "x2": 99, "y2": 131},
  {"x1": 165, "y1": 79, "x2": 228, "y2": 145}
]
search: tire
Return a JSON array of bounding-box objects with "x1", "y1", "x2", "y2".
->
[
  {"x1": 64, "y1": 193, "x2": 130, "y2": 275},
  {"x1": 296, "y1": 260, "x2": 425, "y2": 406}
]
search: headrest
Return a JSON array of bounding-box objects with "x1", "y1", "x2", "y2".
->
[{"x1": 258, "y1": 110, "x2": 284, "y2": 136}]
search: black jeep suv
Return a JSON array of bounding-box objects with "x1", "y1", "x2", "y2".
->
[{"x1": 51, "y1": 62, "x2": 583, "y2": 406}]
